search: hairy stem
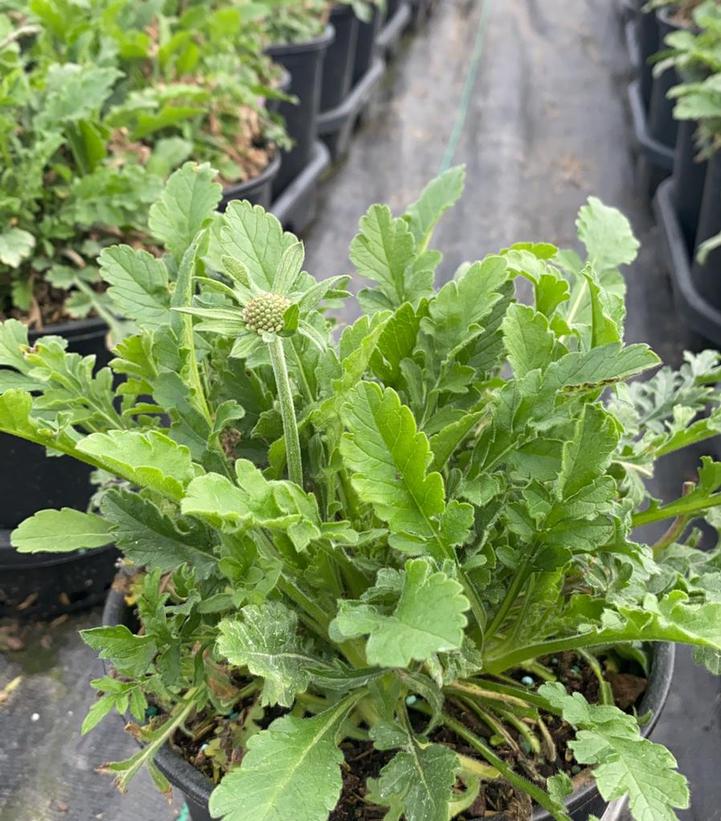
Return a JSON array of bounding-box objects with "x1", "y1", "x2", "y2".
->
[{"x1": 268, "y1": 335, "x2": 303, "y2": 486}]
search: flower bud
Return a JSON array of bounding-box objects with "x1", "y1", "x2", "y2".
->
[{"x1": 242, "y1": 292, "x2": 291, "y2": 335}]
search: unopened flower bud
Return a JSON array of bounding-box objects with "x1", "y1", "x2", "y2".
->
[{"x1": 242, "y1": 292, "x2": 291, "y2": 335}]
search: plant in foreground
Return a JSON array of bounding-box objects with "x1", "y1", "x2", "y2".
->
[{"x1": 3, "y1": 162, "x2": 721, "y2": 820}]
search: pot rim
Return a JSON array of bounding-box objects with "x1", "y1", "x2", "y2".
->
[
  {"x1": 0, "y1": 527, "x2": 117, "y2": 569},
  {"x1": 17, "y1": 314, "x2": 109, "y2": 344},
  {"x1": 221, "y1": 149, "x2": 282, "y2": 200},
  {"x1": 266, "y1": 24, "x2": 335, "y2": 58},
  {"x1": 101, "y1": 588, "x2": 676, "y2": 817}
]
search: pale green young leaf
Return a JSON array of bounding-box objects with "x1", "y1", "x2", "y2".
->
[
  {"x1": 330, "y1": 559, "x2": 469, "y2": 667},
  {"x1": 540, "y1": 683, "x2": 689, "y2": 821},
  {"x1": 77, "y1": 430, "x2": 195, "y2": 501},
  {"x1": 583, "y1": 267, "x2": 622, "y2": 347},
  {"x1": 273, "y1": 240, "x2": 305, "y2": 295},
  {"x1": 576, "y1": 197, "x2": 640, "y2": 272},
  {"x1": 98, "y1": 246, "x2": 170, "y2": 329},
  {"x1": 218, "y1": 200, "x2": 296, "y2": 292},
  {"x1": 208, "y1": 701, "x2": 353, "y2": 821},
  {"x1": 11, "y1": 509, "x2": 113, "y2": 553},
  {"x1": 148, "y1": 162, "x2": 222, "y2": 256},
  {"x1": 217, "y1": 602, "x2": 314, "y2": 707},
  {"x1": 403, "y1": 165, "x2": 466, "y2": 250},
  {"x1": 0, "y1": 228, "x2": 35, "y2": 267},
  {"x1": 181, "y1": 460, "x2": 321, "y2": 548},
  {"x1": 0, "y1": 319, "x2": 30, "y2": 372},
  {"x1": 368, "y1": 742, "x2": 459, "y2": 821}
]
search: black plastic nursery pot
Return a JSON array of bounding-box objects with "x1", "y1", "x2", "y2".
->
[
  {"x1": 270, "y1": 140, "x2": 331, "y2": 234},
  {"x1": 0, "y1": 534, "x2": 117, "y2": 619},
  {"x1": 637, "y1": 4, "x2": 660, "y2": 109},
  {"x1": 0, "y1": 316, "x2": 110, "y2": 531},
  {"x1": 266, "y1": 26, "x2": 334, "y2": 197},
  {"x1": 218, "y1": 151, "x2": 281, "y2": 212},
  {"x1": 320, "y1": 5, "x2": 360, "y2": 114},
  {"x1": 628, "y1": 78, "x2": 674, "y2": 192},
  {"x1": 0, "y1": 315, "x2": 118, "y2": 617},
  {"x1": 318, "y1": 57, "x2": 385, "y2": 161},
  {"x1": 353, "y1": 5, "x2": 383, "y2": 85},
  {"x1": 647, "y1": 9, "x2": 682, "y2": 154},
  {"x1": 654, "y1": 162, "x2": 721, "y2": 347},
  {"x1": 103, "y1": 587, "x2": 675, "y2": 821},
  {"x1": 671, "y1": 119, "x2": 707, "y2": 252},
  {"x1": 377, "y1": 0, "x2": 412, "y2": 59},
  {"x1": 409, "y1": 0, "x2": 433, "y2": 29}
]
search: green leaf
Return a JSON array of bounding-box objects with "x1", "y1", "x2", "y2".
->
[
  {"x1": 0, "y1": 228, "x2": 35, "y2": 267},
  {"x1": 576, "y1": 197, "x2": 640, "y2": 272},
  {"x1": 340, "y1": 382, "x2": 456, "y2": 558},
  {"x1": 369, "y1": 742, "x2": 459, "y2": 821},
  {"x1": 540, "y1": 683, "x2": 689, "y2": 821},
  {"x1": 502, "y1": 303, "x2": 564, "y2": 376},
  {"x1": 583, "y1": 267, "x2": 622, "y2": 347},
  {"x1": 181, "y1": 460, "x2": 320, "y2": 549},
  {"x1": 330, "y1": 559, "x2": 469, "y2": 667},
  {"x1": 208, "y1": 700, "x2": 354, "y2": 821},
  {"x1": 218, "y1": 200, "x2": 296, "y2": 292},
  {"x1": 99, "y1": 246, "x2": 170, "y2": 329},
  {"x1": 81, "y1": 625, "x2": 157, "y2": 678},
  {"x1": 544, "y1": 344, "x2": 660, "y2": 391},
  {"x1": 557, "y1": 405, "x2": 619, "y2": 499},
  {"x1": 77, "y1": 430, "x2": 195, "y2": 501},
  {"x1": 217, "y1": 602, "x2": 314, "y2": 707},
  {"x1": 100, "y1": 488, "x2": 216, "y2": 578},
  {"x1": 11, "y1": 509, "x2": 113, "y2": 553},
  {"x1": 351, "y1": 204, "x2": 433, "y2": 308},
  {"x1": 403, "y1": 165, "x2": 465, "y2": 250},
  {"x1": 425, "y1": 256, "x2": 509, "y2": 361},
  {"x1": 148, "y1": 162, "x2": 222, "y2": 257}
]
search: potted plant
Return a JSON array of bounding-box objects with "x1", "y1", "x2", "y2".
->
[
  {"x1": 244, "y1": 0, "x2": 335, "y2": 200},
  {"x1": 5, "y1": 163, "x2": 721, "y2": 819},
  {"x1": 628, "y1": 1, "x2": 703, "y2": 187},
  {"x1": 0, "y1": 0, "x2": 287, "y2": 613},
  {"x1": 318, "y1": 1, "x2": 386, "y2": 160},
  {"x1": 16, "y1": 0, "x2": 289, "y2": 209}
]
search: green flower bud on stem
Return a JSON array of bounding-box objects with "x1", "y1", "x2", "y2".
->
[{"x1": 243, "y1": 292, "x2": 291, "y2": 335}]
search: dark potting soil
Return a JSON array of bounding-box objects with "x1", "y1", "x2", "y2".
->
[{"x1": 160, "y1": 651, "x2": 646, "y2": 821}]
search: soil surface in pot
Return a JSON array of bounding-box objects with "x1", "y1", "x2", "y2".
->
[{"x1": 162, "y1": 650, "x2": 647, "y2": 821}]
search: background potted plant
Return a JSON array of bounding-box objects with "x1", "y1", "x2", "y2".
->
[
  {"x1": 3, "y1": 163, "x2": 721, "y2": 819},
  {"x1": 0, "y1": 0, "x2": 289, "y2": 614}
]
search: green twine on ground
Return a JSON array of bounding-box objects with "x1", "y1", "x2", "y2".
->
[
  {"x1": 439, "y1": 0, "x2": 492, "y2": 173},
  {"x1": 177, "y1": 805, "x2": 190, "y2": 821}
]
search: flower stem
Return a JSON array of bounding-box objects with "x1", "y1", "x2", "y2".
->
[{"x1": 268, "y1": 335, "x2": 303, "y2": 486}]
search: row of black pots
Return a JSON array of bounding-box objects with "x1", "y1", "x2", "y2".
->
[
  {"x1": 626, "y1": 6, "x2": 685, "y2": 191},
  {"x1": 654, "y1": 133, "x2": 721, "y2": 347},
  {"x1": 621, "y1": 4, "x2": 721, "y2": 347},
  {"x1": 102, "y1": 588, "x2": 675, "y2": 821},
  {"x1": 0, "y1": 2, "x2": 429, "y2": 617}
]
